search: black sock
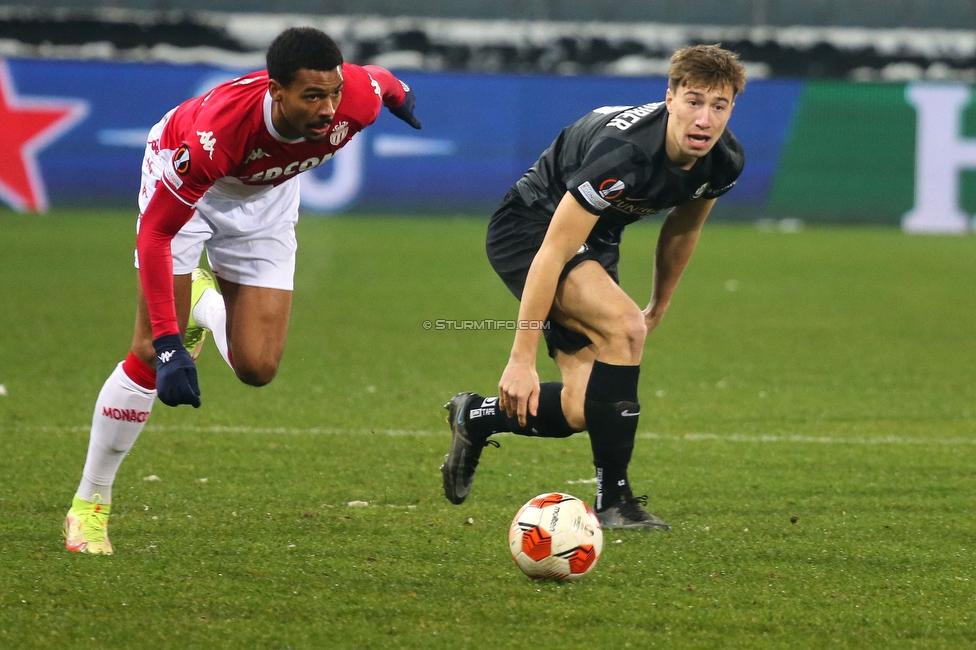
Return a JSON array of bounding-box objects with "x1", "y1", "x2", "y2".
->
[
  {"x1": 463, "y1": 383, "x2": 578, "y2": 440},
  {"x1": 584, "y1": 361, "x2": 641, "y2": 511}
]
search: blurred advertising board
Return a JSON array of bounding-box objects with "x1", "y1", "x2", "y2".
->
[{"x1": 2, "y1": 57, "x2": 975, "y2": 231}]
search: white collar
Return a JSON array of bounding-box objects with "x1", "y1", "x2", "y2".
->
[{"x1": 263, "y1": 91, "x2": 304, "y2": 143}]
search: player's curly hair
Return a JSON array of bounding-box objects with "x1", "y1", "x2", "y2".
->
[
  {"x1": 668, "y1": 44, "x2": 746, "y2": 98},
  {"x1": 266, "y1": 27, "x2": 344, "y2": 87}
]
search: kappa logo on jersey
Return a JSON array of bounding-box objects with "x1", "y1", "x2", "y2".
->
[
  {"x1": 197, "y1": 131, "x2": 217, "y2": 159},
  {"x1": 330, "y1": 120, "x2": 350, "y2": 146},
  {"x1": 606, "y1": 102, "x2": 661, "y2": 131},
  {"x1": 242, "y1": 154, "x2": 333, "y2": 183},
  {"x1": 693, "y1": 183, "x2": 710, "y2": 199},
  {"x1": 598, "y1": 178, "x2": 625, "y2": 200},
  {"x1": 158, "y1": 350, "x2": 175, "y2": 363},
  {"x1": 399, "y1": 80, "x2": 411, "y2": 93},
  {"x1": 369, "y1": 75, "x2": 382, "y2": 98},
  {"x1": 246, "y1": 148, "x2": 270, "y2": 163}
]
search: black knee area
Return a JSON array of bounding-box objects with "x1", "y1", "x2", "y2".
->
[{"x1": 586, "y1": 360, "x2": 640, "y2": 402}]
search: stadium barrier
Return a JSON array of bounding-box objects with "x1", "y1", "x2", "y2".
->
[{"x1": 3, "y1": 57, "x2": 975, "y2": 231}]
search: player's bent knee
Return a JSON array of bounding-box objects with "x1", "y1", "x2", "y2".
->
[
  {"x1": 236, "y1": 369, "x2": 276, "y2": 387},
  {"x1": 601, "y1": 310, "x2": 647, "y2": 360},
  {"x1": 621, "y1": 310, "x2": 648, "y2": 346},
  {"x1": 234, "y1": 360, "x2": 279, "y2": 387}
]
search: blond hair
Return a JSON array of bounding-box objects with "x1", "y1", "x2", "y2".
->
[{"x1": 668, "y1": 44, "x2": 746, "y2": 98}]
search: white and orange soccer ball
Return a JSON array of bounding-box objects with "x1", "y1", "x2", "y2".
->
[{"x1": 508, "y1": 492, "x2": 603, "y2": 580}]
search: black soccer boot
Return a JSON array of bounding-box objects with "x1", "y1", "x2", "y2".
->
[
  {"x1": 440, "y1": 392, "x2": 499, "y2": 505},
  {"x1": 596, "y1": 491, "x2": 670, "y2": 531}
]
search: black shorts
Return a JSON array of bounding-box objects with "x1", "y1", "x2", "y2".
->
[{"x1": 485, "y1": 189, "x2": 622, "y2": 357}]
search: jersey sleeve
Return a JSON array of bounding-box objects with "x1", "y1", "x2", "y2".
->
[
  {"x1": 136, "y1": 183, "x2": 196, "y2": 339},
  {"x1": 160, "y1": 118, "x2": 237, "y2": 204},
  {"x1": 360, "y1": 64, "x2": 408, "y2": 108},
  {"x1": 566, "y1": 139, "x2": 654, "y2": 215},
  {"x1": 702, "y1": 133, "x2": 745, "y2": 200},
  {"x1": 701, "y1": 176, "x2": 740, "y2": 200}
]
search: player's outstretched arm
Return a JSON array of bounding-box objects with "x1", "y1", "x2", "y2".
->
[
  {"x1": 644, "y1": 196, "x2": 716, "y2": 334},
  {"x1": 388, "y1": 87, "x2": 421, "y2": 129},
  {"x1": 136, "y1": 185, "x2": 201, "y2": 408},
  {"x1": 499, "y1": 192, "x2": 598, "y2": 425},
  {"x1": 362, "y1": 64, "x2": 422, "y2": 129}
]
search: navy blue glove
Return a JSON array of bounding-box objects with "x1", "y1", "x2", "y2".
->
[
  {"x1": 153, "y1": 333, "x2": 201, "y2": 408},
  {"x1": 388, "y1": 87, "x2": 422, "y2": 130}
]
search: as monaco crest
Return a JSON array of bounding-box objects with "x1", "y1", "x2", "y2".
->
[{"x1": 330, "y1": 120, "x2": 349, "y2": 146}]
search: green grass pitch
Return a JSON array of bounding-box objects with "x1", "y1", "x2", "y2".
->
[{"x1": 1, "y1": 210, "x2": 975, "y2": 648}]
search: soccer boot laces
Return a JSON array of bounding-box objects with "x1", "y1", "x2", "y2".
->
[
  {"x1": 596, "y1": 492, "x2": 670, "y2": 531},
  {"x1": 185, "y1": 267, "x2": 217, "y2": 361},
  {"x1": 440, "y1": 392, "x2": 499, "y2": 505},
  {"x1": 64, "y1": 494, "x2": 114, "y2": 555}
]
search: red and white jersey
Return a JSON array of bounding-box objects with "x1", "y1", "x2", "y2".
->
[
  {"x1": 156, "y1": 63, "x2": 404, "y2": 206},
  {"x1": 137, "y1": 62, "x2": 408, "y2": 339}
]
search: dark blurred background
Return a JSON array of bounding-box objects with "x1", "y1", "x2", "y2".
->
[{"x1": 1, "y1": 1, "x2": 974, "y2": 80}]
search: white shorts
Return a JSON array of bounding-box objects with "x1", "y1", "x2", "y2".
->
[{"x1": 134, "y1": 110, "x2": 300, "y2": 291}]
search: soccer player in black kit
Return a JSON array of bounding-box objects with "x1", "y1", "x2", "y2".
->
[{"x1": 440, "y1": 44, "x2": 747, "y2": 529}]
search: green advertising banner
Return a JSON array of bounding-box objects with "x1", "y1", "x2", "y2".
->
[{"x1": 767, "y1": 82, "x2": 976, "y2": 230}]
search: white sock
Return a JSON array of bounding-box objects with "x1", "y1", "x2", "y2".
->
[
  {"x1": 77, "y1": 362, "x2": 156, "y2": 504},
  {"x1": 193, "y1": 288, "x2": 232, "y2": 369}
]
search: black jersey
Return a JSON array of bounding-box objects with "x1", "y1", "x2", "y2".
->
[{"x1": 511, "y1": 102, "x2": 744, "y2": 229}]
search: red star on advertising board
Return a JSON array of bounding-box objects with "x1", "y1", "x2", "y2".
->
[{"x1": 0, "y1": 59, "x2": 88, "y2": 212}]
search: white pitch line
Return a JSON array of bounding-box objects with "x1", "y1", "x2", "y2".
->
[
  {"x1": 3, "y1": 425, "x2": 975, "y2": 446},
  {"x1": 1, "y1": 425, "x2": 441, "y2": 436},
  {"x1": 639, "y1": 432, "x2": 976, "y2": 445}
]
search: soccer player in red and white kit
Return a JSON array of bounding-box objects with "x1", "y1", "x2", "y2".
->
[{"x1": 64, "y1": 27, "x2": 422, "y2": 555}]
